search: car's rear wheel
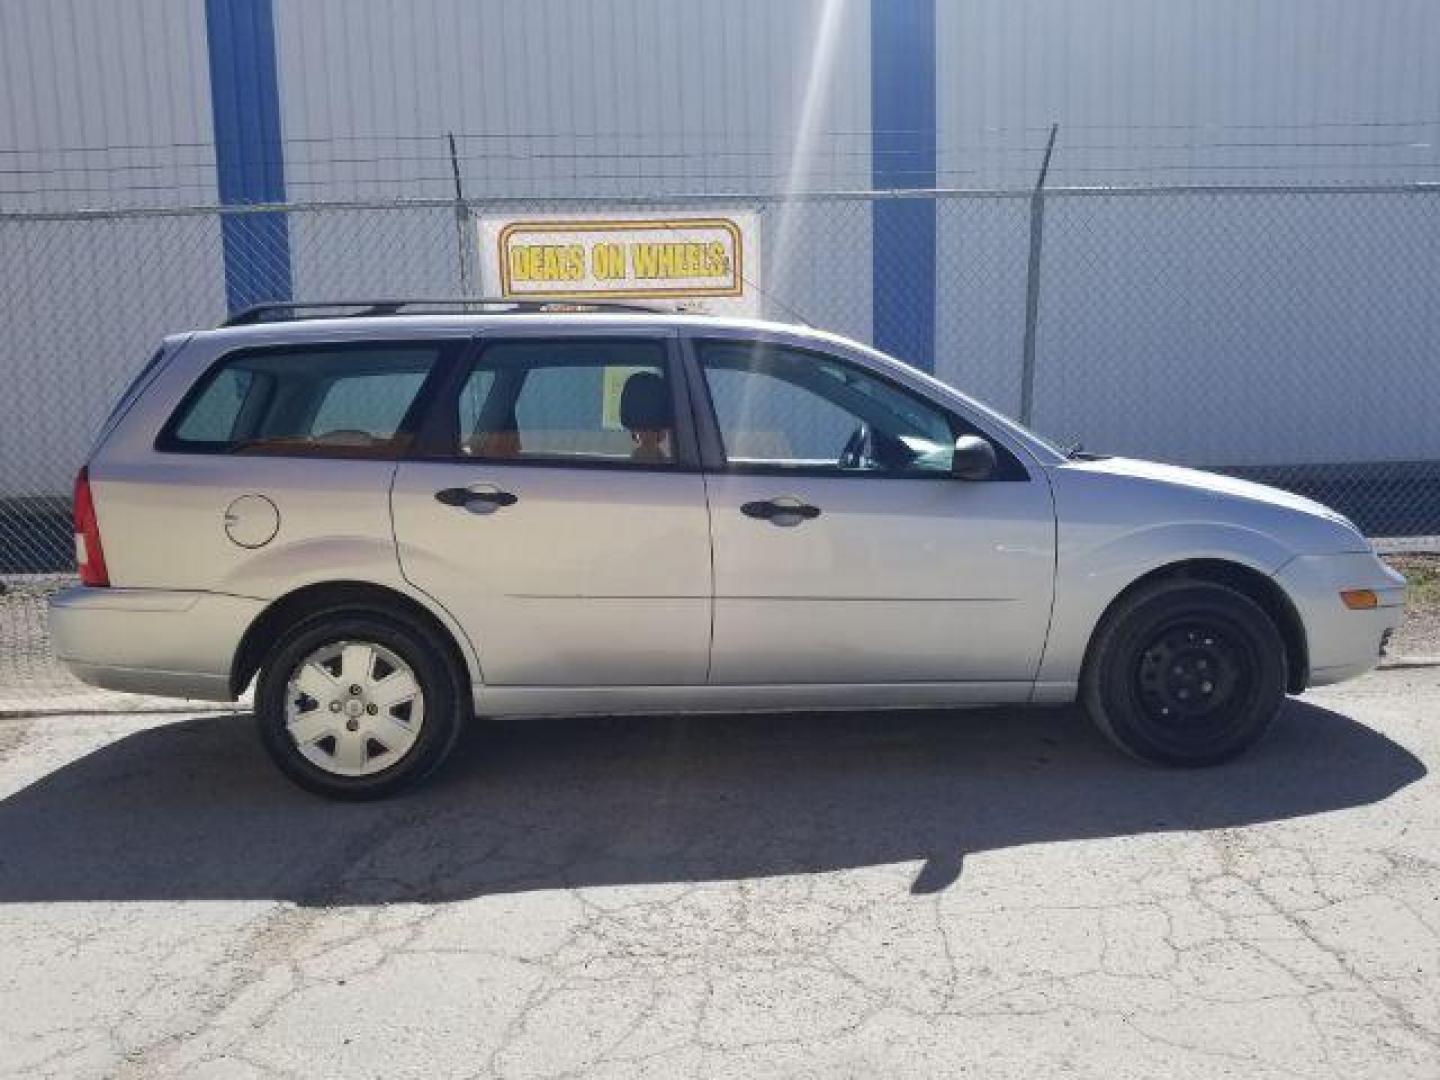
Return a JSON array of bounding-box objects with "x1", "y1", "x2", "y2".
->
[
  {"x1": 1082, "y1": 579, "x2": 1287, "y2": 766},
  {"x1": 256, "y1": 610, "x2": 466, "y2": 799}
]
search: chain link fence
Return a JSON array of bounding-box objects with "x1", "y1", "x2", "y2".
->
[
  {"x1": 1030, "y1": 186, "x2": 1440, "y2": 535},
  {"x1": 3, "y1": 185, "x2": 1438, "y2": 708}
]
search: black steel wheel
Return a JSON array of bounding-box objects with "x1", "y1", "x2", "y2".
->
[{"x1": 1083, "y1": 579, "x2": 1287, "y2": 766}]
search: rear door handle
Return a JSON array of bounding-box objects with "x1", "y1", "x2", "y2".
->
[
  {"x1": 435, "y1": 486, "x2": 518, "y2": 514},
  {"x1": 740, "y1": 497, "x2": 821, "y2": 525}
]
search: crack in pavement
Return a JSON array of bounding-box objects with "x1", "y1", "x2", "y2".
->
[{"x1": 2, "y1": 670, "x2": 1438, "y2": 1078}]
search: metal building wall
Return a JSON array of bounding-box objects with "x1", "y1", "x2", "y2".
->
[
  {"x1": 0, "y1": 0, "x2": 225, "y2": 498},
  {"x1": 3, "y1": 0, "x2": 1440, "y2": 495},
  {"x1": 261, "y1": 0, "x2": 1440, "y2": 469},
  {"x1": 0, "y1": 0, "x2": 218, "y2": 210},
  {"x1": 7, "y1": 0, "x2": 1435, "y2": 203},
  {"x1": 930, "y1": 0, "x2": 1440, "y2": 466},
  {"x1": 270, "y1": 0, "x2": 878, "y2": 345},
  {"x1": 937, "y1": 0, "x2": 1440, "y2": 189},
  {"x1": 271, "y1": 0, "x2": 873, "y2": 200}
]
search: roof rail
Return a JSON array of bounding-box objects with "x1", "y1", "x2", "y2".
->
[{"x1": 220, "y1": 297, "x2": 665, "y2": 327}]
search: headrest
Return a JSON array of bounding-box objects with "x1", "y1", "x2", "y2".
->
[{"x1": 619, "y1": 372, "x2": 672, "y2": 431}]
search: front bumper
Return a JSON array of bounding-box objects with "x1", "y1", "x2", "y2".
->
[
  {"x1": 48, "y1": 587, "x2": 264, "y2": 701},
  {"x1": 1275, "y1": 553, "x2": 1405, "y2": 688}
]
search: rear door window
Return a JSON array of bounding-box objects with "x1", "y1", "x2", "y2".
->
[
  {"x1": 451, "y1": 339, "x2": 678, "y2": 466},
  {"x1": 160, "y1": 342, "x2": 446, "y2": 457}
]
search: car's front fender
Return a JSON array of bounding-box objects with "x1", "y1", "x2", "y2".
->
[{"x1": 1035, "y1": 519, "x2": 1298, "y2": 692}]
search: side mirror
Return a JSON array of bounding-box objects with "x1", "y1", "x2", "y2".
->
[{"x1": 951, "y1": 435, "x2": 997, "y2": 481}]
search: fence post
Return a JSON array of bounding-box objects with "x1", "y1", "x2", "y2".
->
[
  {"x1": 447, "y1": 132, "x2": 474, "y2": 296},
  {"x1": 1018, "y1": 123, "x2": 1059, "y2": 426}
]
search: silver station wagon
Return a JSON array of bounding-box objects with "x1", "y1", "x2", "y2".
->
[{"x1": 50, "y1": 300, "x2": 1405, "y2": 799}]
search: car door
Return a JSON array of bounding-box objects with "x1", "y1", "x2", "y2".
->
[
  {"x1": 391, "y1": 330, "x2": 712, "y2": 687},
  {"x1": 692, "y1": 336, "x2": 1056, "y2": 688}
]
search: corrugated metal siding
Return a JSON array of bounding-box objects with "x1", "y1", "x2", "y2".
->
[
  {"x1": 0, "y1": 1, "x2": 223, "y2": 498},
  {"x1": 1027, "y1": 190, "x2": 1440, "y2": 467},
  {"x1": 4, "y1": 0, "x2": 1440, "y2": 496},
  {"x1": 0, "y1": 0, "x2": 218, "y2": 209},
  {"x1": 0, "y1": 212, "x2": 226, "y2": 497},
  {"x1": 271, "y1": 0, "x2": 872, "y2": 200},
  {"x1": 5, "y1": 1, "x2": 1438, "y2": 205},
  {"x1": 936, "y1": 0, "x2": 1440, "y2": 189},
  {"x1": 270, "y1": 0, "x2": 877, "y2": 343},
  {"x1": 930, "y1": 0, "x2": 1440, "y2": 443}
]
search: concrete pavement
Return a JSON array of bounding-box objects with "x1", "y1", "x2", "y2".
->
[{"x1": 1, "y1": 669, "x2": 1437, "y2": 1078}]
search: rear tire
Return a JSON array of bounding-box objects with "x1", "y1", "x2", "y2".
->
[
  {"x1": 256, "y1": 608, "x2": 467, "y2": 800},
  {"x1": 1082, "y1": 579, "x2": 1287, "y2": 767}
]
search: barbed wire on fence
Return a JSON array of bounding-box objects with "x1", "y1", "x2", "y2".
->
[{"x1": 4, "y1": 120, "x2": 1439, "y2": 211}]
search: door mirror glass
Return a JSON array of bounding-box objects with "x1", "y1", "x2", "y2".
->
[{"x1": 951, "y1": 435, "x2": 997, "y2": 480}]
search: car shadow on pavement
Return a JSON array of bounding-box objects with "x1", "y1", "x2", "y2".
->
[{"x1": 0, "y1": 700, "x2": 1425, "y2": 905}]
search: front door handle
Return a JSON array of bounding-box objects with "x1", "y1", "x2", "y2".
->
[
  {"x1": 435, "y1": 486, "x2": 519, "y2": 514},
  {"x1": 740, "y1": 497, "x2": 821, "y2": 526}
]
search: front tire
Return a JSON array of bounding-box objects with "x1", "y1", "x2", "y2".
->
[
  {"x1": 1082, "y1": 579, "x2": 1287, "y2": 767},
  {"x1": 256, "y1": 610, "x2": 467, "y2": 799}
]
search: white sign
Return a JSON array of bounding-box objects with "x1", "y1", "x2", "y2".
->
[{"x1": 478, "y1": 212, "x2": 761, "y2": 315}]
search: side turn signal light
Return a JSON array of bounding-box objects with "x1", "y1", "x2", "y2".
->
[{"x1": 1340, "y1": 589, "x2": 1379, "y2": 610}]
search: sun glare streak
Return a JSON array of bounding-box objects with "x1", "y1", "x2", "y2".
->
[
  {"x1": 772, "y1": 0, "x2": 847, "y2": 278},
  {"x1": 747, "y1": 0, "x2": 848, "y2": 434}
]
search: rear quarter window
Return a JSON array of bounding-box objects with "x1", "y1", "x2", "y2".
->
[
  {"x1": 173, "y1": 368, "x2": 255, "y2": 443},
  {"x1": 158, "y1": 342, "x2": 446, "y2": 458}
]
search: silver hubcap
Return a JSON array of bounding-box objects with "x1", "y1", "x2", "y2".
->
[{"x1": 285, "y1": 641, "x2": 424, "y2": 777}]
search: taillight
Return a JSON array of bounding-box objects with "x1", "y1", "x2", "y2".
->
[{"x1": 73, "y1": 466, "x2": 109, "y2": 587}]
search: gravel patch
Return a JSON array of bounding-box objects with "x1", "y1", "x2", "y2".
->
[{"x1": 1385, "y1": 554, "x2": 1440, "y2": 659}]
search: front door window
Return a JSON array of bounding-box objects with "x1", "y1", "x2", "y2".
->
[{"x1": 699, "y1": 342, "x2": 958, "y2": 475}]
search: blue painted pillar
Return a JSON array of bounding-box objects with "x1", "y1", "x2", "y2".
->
[
  {"x1": 205, "y1": 0, "x2": 292, "y2": 313},
  {"x1": 870, "y1": 0, "x2": 936, "y2": 370}
]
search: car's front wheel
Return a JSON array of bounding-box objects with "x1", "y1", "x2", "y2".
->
[
  {"x1": 1082, "y1": 579, "x2": 1287, "y2": 766},
  {"x1": 256, "y1": 610, "x2": 467, "y2": 799}
]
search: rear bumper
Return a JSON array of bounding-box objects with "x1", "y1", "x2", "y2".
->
[
  {"x1": 48, "y1": 587, "x2": 263, "y2": 701},
  {"x1": 1275, "y1": 553, "x2": 1406, "y2": 689}
]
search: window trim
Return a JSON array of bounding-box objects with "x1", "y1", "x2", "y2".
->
[
  {"x1": 154, "y1": 339, "x2": 460, "y2": 459},
  {"x1": 685, "y1": 336, "x2": 1031, "y2": 482},
  {"x1": 410, "y1": 333, "x2": 701, "y2": 472}
]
